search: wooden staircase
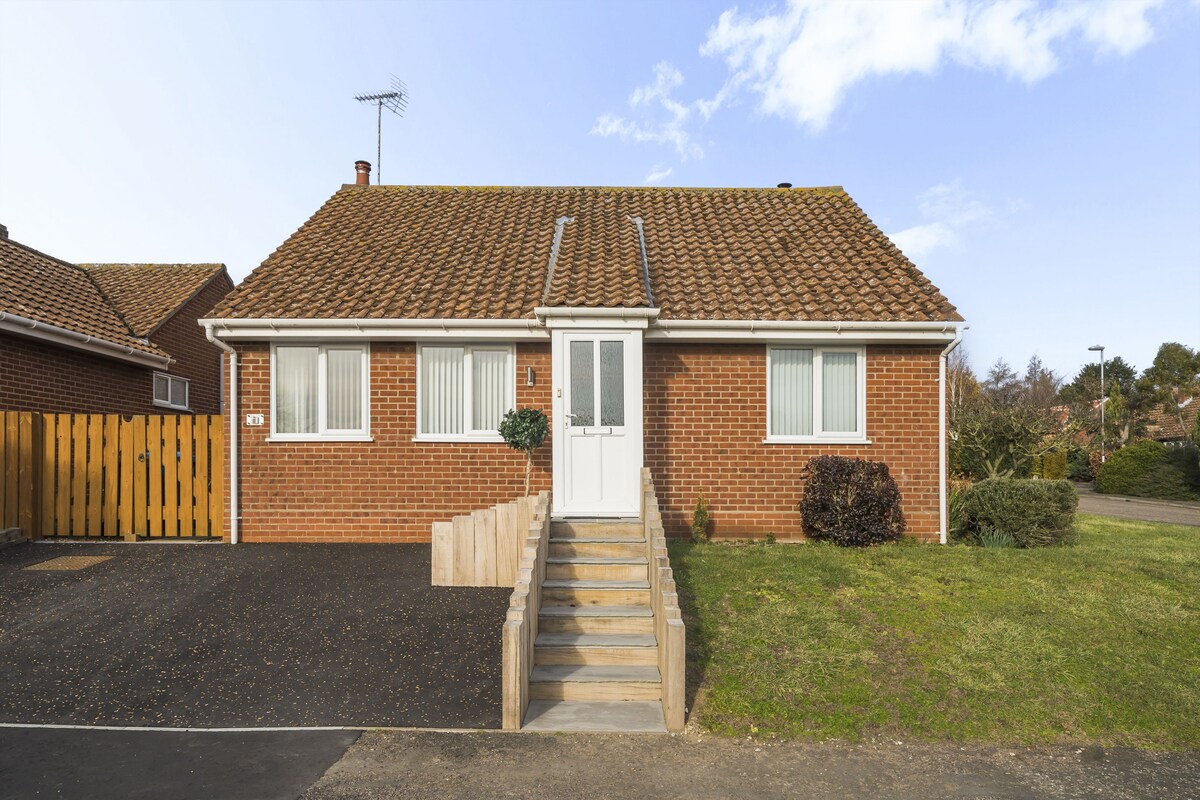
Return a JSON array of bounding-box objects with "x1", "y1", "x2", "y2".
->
[{"x1": 522, "y1": 519, "x2": 668, "y2": 732}]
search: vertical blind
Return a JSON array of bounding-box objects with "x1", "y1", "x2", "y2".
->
[
  {"x1": 420, "y1": 346, "x2": 464, "y2": 435},
  {"x1": 770, "y1": 348, "x2": 813, "y2": 436},
  {"x1": 327, "y1": 348, "x2": 362, "y2": 430},
  {"x1": 822, "y1": 352, "x2": 858, "y2": 433},
  {"x1": 276, "y1": 346, "x2": 319, "y2": 434},
  {"x1": 472, "y1": 349, "x2": 508, "y2": 431}
]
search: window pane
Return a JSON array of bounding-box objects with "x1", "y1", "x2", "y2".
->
[
  {"x1": 770, "y1": 349, "x2": 813, "y2": 436},
  {"x1": 169, "y1": 378, "x2": 187, "y2": 408},
  {"x1": 569, "y1": 340, "x2": 594, "y2": 426},
  {"x1": 472, "y1": 350, "x2": 508, "y2": 432},
  {"x1": 154, "y1": 374, "x2": 169, "y2": 403},
  {"x1": 327, "y1": 348, "x2": 363, "y2": 430},
  {"x1": 275, "y1": 346, "x2": 318, "y2": 434},
  {"x1": 420, "y1": 347, "x2": 463, "y2": 435},
  {"x1": 600, "y1": 340, "x2": 624, "y2": 426},
  {"x1": 822, "y1": 352, "x2": 858, "y2": 433}
]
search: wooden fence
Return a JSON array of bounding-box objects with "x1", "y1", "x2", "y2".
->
[
  {"x1": 0, "y1": 411, "x2": 224, "y2": 539},
  {"x1": 431, "y1": 495, "x2": 539, "y2": 587}
]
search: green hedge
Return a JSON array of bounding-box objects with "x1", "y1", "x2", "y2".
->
[
  {"x1": 1095, "y1": 441, "x2": 1200, "y2": 501},
  {"x1": 959, "y1": 478, "x2": 1078, "y2": 547}
]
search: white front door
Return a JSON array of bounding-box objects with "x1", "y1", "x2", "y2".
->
[{"x1": 552, "y1": 330, "x2": 643, "y2": 517}]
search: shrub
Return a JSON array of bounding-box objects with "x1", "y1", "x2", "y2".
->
[
  {"x1": 800, "y1": 456, "x2": 906, "y2": 547},
  {"x1": 1094, "y1": 440, "x2": 1200, "y2": 501},
  {"x1": 1042, "y1": 450, "x2": 1067, "y2": 480},
  {"x1": 960, "y1": 478, "x2": 1078, "y2": 547},
  {"x1": 498, "y1": 407, "x2": 549, "y2": 495},
  {"x1": 1067, "y1": 448, "x2": 1094, "y2": 482},
  {"x1": 691, "y1": 492, "x2": 711, "y2": 543}
]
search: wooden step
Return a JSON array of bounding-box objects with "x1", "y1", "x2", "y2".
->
[
  {"x1": 551, "y1": 520, "x2": 644, "y2": 540},
  {"x1": 535, "y1": 633, "x2": 658, "y2": 666},
  {"x1": 538, "y1": 605, "x2": 654, "y2": 634},
  {"x1": 549, "y1": 540, "x2": 646, "y2": 559},
  {"x1": 546, "y1": 558, "x2": 647, "y2": 582},
  {"x1": 542, "y1": 580, "x2": 651, "y2": 607},
  {"x1": 529, "y1": 665, "x2": 661, "y2": 701},
  {"x1": 522, "y1": 701, "x2": 666, "y2": 733}
]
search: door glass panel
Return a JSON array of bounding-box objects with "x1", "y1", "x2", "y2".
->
[
  {"x1": 569, "y1": 340, "x2": 594, "y2": 426},
  {"x1": 600, "y1": 340, "x2": 624, "y2": 426}
]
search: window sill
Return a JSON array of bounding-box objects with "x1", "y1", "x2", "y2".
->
[
  {"x1": 265, "y1": 435, "x2": 374, "y2": 443},
  {"x1": 763, "y1": 437, "x2": 872, "y2": 446},
  {"x1": 412, "y1": 435, "x2": 506, "y2": 444},
  {"x1": 153, "y1": 401, "x2": 191, "y2": 412}
]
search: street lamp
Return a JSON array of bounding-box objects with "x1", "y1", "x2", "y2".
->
[{"x1": 1088, "y1": 345, "x2": 1106, "y2": 463}]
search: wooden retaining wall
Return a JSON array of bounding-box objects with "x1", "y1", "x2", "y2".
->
[
  {"x1": 501, "y1": 491, "x2": 551, "y2": 730},
  {"x1": 642, "y1": 468, "x2": 687, "y2": 732},
  {"x1": 431, "y1": 495, "x2": 539, "y2": 587}
]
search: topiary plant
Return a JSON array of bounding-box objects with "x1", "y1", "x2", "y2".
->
[
  {"x1": 800, "y1": 456, "x2": 906, "y2": 546},
  {"x1": 498, "y1": 407, "x2": 549, "y2": 496},
  {"x1": 690, "y1": 492, "x2": 711, "y2": 543}
]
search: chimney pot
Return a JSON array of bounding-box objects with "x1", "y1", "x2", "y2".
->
[
  {"x1": 354, "y1": 160, "x2": 372, "y2": 186},
  {"x1": 0, "y1": 223, "x2": 7, "y2": 240},
  {"x1": 777, "y1": 182, "x2": 792, "y2": 189}
]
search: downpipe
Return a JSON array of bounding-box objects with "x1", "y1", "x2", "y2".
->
[
  {"x1": 938, "y1": 327, "x2": 965, "y2": 544},
  {"x1": 204, "y1": 322, "x2": 239, "y2": 544}
]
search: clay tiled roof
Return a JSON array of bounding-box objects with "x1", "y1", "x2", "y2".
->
[
  {"x1": 81, "y1": 263, "x2": 228, "y2": 337},
  {"x1": 0, "y1": 236, "x2": 168, "y2": 358},
  {"x1": 211, "y1": 185, "x2": 961, "y2": 322},
  {"x1": 1147, "y1": 398, "x2": 1198, "y2": 442}
]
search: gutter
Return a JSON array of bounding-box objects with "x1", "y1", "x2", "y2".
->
[
  {"x1": 203, "y1": 322, "x2": 239, "y2": 545},
  {"x1": 0, "y1": 311, "x2": 173, "y2": 369},
  {"x1": 938, "y1": 326, "x2": 966, "y2": 545}
]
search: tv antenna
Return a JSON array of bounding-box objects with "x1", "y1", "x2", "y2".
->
[{"x1": 354, "y1": 76, "x2": 408, "y2": 184}]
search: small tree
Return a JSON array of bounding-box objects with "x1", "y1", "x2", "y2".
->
[
  {"x1": 498, "y1": 408, "x2": 549, "y2": 496},
  {"x1": 690, "y1": 492, "x2": 711, "y2": 543}
]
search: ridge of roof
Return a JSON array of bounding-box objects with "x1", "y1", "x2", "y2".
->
[{"x1": 336, "y1": 183, "x2": 849, "y2": 194}]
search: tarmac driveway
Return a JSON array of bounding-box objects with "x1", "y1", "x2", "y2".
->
[{"x1": 0, "y1": 541, "x2": 510, "y2": 728}]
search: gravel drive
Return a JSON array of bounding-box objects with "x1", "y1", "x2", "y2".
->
[{"x1": 0, "y1": 541, "x2": 509, "y2": 728}]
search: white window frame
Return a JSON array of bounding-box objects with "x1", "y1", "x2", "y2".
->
[
  {"x1": 765, "y1": 345, "x2": 869, "y2": 445},
  {"x1": 268, "y1": 342, "x2": 371, "y2": 442},
  {"x1": 415, "y1": 343, "x2": 516, "y2": 443},
  {"x1": 152, "y1": 371, "x2": 190, "y2": 411}
]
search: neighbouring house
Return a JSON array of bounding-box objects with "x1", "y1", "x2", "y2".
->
[
  {"x1": 0, "y1": 224, "x2": 233, "y2": 414},
  {"x1": 202, "y1": 161, "x2": 964, "y2": 544},
  {"x1": 1147, "y1": 397, "x2": 1198, "y2": 448}
]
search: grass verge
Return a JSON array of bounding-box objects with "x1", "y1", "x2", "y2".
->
[{"x1": 669, "y1": 514, "x2": 1199, "y2": 747}]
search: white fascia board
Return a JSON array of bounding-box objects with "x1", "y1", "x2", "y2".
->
[
  {"x1": 646, "y1": 319, "x2": 964, "y2": 344},
  {"x1": 0, "y1": 312, "x2": 172, "y2": 369},
  {"x1": 534, "y1": 306, "x2": 659, "y2": 330},
  {"x1": 199, "y1": 317, "x2": 549, "y2": 341}
]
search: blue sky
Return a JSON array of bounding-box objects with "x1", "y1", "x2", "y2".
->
[{"x1": 1, "y1": 0, "x2": 1197, "y2": 380}]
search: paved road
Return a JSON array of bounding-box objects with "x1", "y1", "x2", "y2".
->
[
  {"x1": 301, "y1": 730, "x2": 1200, "y2": 800},
  {"x1": 0, "y1": 542, "x2": 509, "y2": 728},
  {"x1": 0, "y1": 728, "x2": 360, "y2": 800},
  {"x1": 1076, "y1": 484, "x2": 1200, "y2": 526}
]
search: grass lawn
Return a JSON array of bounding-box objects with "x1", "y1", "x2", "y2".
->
[{"x1": 669, "y1": 514, "x2": 1199, "y2": 748}]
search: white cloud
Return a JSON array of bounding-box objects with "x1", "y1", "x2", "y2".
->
[
  {"x1": 701, "y1": 0, "x2": 1165, "y2": 130},
  {"x1": 643, "y1": 164, "x2": 673, "y2": 184},
  {"x1": 590, "y1": 61, "x2": 705, "y2": 160},
  {"x1": 891, "y1": 181, "x2": 993, "y2": 258}
]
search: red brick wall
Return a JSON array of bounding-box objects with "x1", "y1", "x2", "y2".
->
[
  {"x1": 0, "y1": 333, "x2": 155, "y2": 414},
  {"x1": 643, "y1": 343, "x2": 942, "y2": 542},
  {"x1": 148, "y1": 273, "x2": 234, "y2": 414},
  {"x1": 227, "y1": 342, "x2": 553, "y2": 542}
]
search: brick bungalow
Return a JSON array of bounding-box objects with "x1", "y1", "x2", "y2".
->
[
  {"x1": 202, "y1": 162, "x2": 964, "y2": 544},
  {"x1": 0, "y1": 224, "x2": 233, "y2": 414}
]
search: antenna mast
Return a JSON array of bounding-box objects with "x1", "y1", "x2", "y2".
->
[{"x1": 354, "y1": 76, "x2": 408, "y2": 184}]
